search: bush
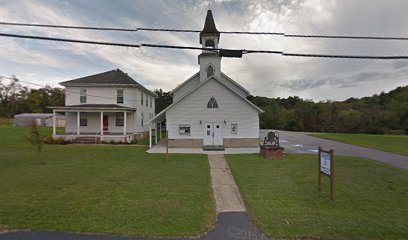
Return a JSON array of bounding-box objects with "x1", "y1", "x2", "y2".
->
[
  {"x1": 386, "y1": 129, "x2": 406, "y2": 135},
  {"x1": 42, "y1": 135, "x2": 69, "y2": 145}
]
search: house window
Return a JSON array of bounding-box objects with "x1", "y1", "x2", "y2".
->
[
  {"x1": 179, "y1": 124, "x2": 191, "y2": 135},
  {"x1": 150, "y1": 96, "x2": 153, "y2": 108},
  {"x1": 117, "y1": 90, "x2": 124, "y2": 104},
  {"x1": 206, "y1": 65, "x2": 214, "y2": 78},
  {"x1": 141, "y1": 93, "x2": 143, "y2": 106},
  {"x1": 80, "y1": 112, "x2": 87, "y2": 126},
  {"x1": 141, "y1": 112, "x2": 144, "y2": 126},
  {"x1": 146, "y1": 93, "x2": 149, "y2": 107},
  {"x1": 207, "y1": 97, "x2": 218, "y2": 108},
  {"x1": 116, "y1": 112, "x2": 124, "y2": 126},
  {"x1": 80, "y1": 89, "x2": 86, "y2": 103}
]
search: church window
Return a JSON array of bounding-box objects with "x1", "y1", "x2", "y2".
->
[
  {"x1": 206, "y1": 65, "x2": 214, "y2": 78},
  {"x1": 207, "y1": 97, "x2": 218, "y2": 109}
]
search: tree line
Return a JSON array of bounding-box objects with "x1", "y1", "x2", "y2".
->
[
  {"x1": 1, "y1": 75, "x2": 407, "y2": 134},
  {"x1": 0, "y1": 76, "x2": 64, "y2": 118},
  {"x1": 248, "y1": 86, "x2": 408, "y2": 134}
]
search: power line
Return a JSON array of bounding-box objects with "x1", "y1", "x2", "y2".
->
[
  {"x1": 2, "y1": 21, "x2": 408, "y2": 40},
  {"x1": 0, "y1": 33, "x2": 141, "y2": 48},
  {"x1": 284, "y1": 34, "x2": 408, "y2": 41},
  {"x1": 1, "y1": 32, "x2": 408, "y2": 60},
  {"x1": 0, "y1": 22, "x2": 139, "y2": 32}
]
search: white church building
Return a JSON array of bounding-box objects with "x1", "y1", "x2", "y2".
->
[{"x1": 150, "y1": 10, "x2": 264, "y2": 149}]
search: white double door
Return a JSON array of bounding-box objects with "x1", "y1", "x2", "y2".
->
[{"x1": 204, "y1": 122, "x2": 223, "y2": 146}]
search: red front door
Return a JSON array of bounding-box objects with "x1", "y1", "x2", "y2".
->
[{"x1": 103, "y1": 115, "x2": 108, "y2": 133}]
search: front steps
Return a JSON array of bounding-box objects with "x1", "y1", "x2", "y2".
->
[{"x1": 203, "y1": 145, "x2": 225, "y2": 151}]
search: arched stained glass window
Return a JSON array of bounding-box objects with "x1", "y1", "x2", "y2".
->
[
  {"x1": 206, "y1": 65, "x2": 214, "y2": 78},
  {"x1": 207, "y1": 97, "x2": 218, "y2": 109}
]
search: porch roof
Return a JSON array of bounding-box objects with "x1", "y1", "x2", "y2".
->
[{"x1": 50, "y1": 104, "x2": 136, "y2": 112}]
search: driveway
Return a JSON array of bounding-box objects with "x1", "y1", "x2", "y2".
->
[{"x1": 260, "y1": 130, "x2": 408, "y2": 169}]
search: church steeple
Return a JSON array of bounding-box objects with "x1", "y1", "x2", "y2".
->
[
  {"x1": 200, "y1": 10, "x2": 220, "y2": 44},
  {"x1": 198, "y1": 10, "x2": 222, "y2": 83}
]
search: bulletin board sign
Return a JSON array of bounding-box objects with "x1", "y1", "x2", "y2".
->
[{"x1": 318, "y1": 147, "x2": 335, "y2": 200}]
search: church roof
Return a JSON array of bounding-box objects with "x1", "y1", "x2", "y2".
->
[
  {"x1": 200, "y1": 10, "x2": 220, "y2": 43},
  {"x1": 149, "y1": 76, "x2": 264, "y2": 123}
]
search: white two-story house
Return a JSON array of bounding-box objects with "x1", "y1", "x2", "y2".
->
[{"x1": 51, "y1": 69, "x2": 156, "y2": 143}]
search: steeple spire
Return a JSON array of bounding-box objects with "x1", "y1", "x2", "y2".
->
[{"x1": 200, "y1": 10, "x2": 220, "y2": 44}]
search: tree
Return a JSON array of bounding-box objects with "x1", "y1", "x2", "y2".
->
[
  {"x1": 29, "y1": 121, "x2": 43, "y2": 153},
  {"x1": 154, "y1": 89, "x2": 172, "y2": 114},
  {"x1": 0, "y1": 75, "x2": 28, "y2": 118}
]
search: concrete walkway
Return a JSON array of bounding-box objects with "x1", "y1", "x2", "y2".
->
[
  {"x1": 147, "y1": 140, "x2": 259, "y2": 154},
  {"x1": 201, "y1": 154, "x2": 268, "y2": 239},
  {"x1": 207, "y1": 154, "x2": 246, "y2": 213}
]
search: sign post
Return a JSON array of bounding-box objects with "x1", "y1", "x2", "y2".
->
[
  {"x1": 318, "y1": 146, "x2": 335, "y2": 201},
  {"x1": 166, "y1": 130, "x2": 169, "y2": 161}
]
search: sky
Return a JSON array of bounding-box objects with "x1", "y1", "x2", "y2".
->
[{"x1": 0, "y1": 0, "x2": 407, "y2": 101}]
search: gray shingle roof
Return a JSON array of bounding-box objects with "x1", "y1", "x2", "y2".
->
[{"x1": 60, "y1": 69, "x2": 155, "y2": 96}]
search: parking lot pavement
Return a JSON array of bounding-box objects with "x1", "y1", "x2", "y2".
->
[{"x1": 260, "y1": 130, "x2": 408, "y2": 170}]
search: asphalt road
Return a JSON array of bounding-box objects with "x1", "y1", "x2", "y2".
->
[
  {"x1": 0, "y1": 213, "x2": 268, "y2": 240},
  {"x1": 260, "y1": 129, "x2": 408, "y2": 169}
]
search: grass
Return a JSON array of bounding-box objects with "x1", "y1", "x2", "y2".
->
[
  {"x1": 310, "y1": 133, "x2": 408, "y2": 156},
  {"x1": 226, "y1": 154, "x2": 408, "y2": 240},
  {"x1": 0, "y1": 117, "x2": 12, "y2": 125},
  {"x1": 136, "y1": 131, "x2": 167, "y2": 146},
  {"x1": 0, "y1": 125, "x2": 215, "y2": 237}
]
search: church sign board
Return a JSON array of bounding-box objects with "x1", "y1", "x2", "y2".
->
[{"x1": 318, "y1": 147, "x2": 335, "y2": 200}]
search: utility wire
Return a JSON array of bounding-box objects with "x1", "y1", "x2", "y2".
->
[
  {"x1": 2, "y1": 21, "x2": 408, "y2": 40},
  {"x1": 0, "y1": 33, "x2": 141, "y2": 48},
  {"x1": 1, "y1": 32, "x2": 408, "y2": 60},
  {"x1": 0, "y1": 22, "x2": 139, "y2": 31}
]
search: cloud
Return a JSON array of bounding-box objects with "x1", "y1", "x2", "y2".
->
[{"x1": 0, "y1": 0, "x2": 407, "y2": 100}]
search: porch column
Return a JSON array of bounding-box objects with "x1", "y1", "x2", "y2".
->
[
  {"x1": 155, "y1": 123, "x2": 158, "y2": 145},
  {"x1": 149, "y1": 125, "x2": 152, "y2": 149},
  {"x1": 159, "y1": 123, "x2": 162, "y2": 140},
  {"x1": 52, "y1": 110, "x2": 56, "y2": 135},
  {"x1": 77, "y1": 111, "x2": 80, "y2": 135},
  {"x1": 123, "y1": 111, "x2": 127, "y2": 135},
  {"x1": 100, "y1": 112, "x2": 103, "y2": 135}
]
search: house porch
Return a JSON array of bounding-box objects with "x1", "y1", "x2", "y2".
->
[{"x1": 50, "y1": 104, "x2": 138, "y2": 143}]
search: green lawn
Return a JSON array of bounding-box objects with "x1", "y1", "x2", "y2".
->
[
  {"x1": 0, "y1": 125, "x2": 214, "y2": 237},
  {"x1": 226, "y1": 154, "x2": 408, "y2": 239},
  {"x1": 136, "y1": 130, "x2": 167, "y2": 146},
  {"x1": 310, "y1": 133, "x2": 408, "y2": 156}
]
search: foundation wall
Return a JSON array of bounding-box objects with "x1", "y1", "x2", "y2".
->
[
  {"x1": 223, "y1": 138, "x2": 259, "y2": 148},
  {"x1": 168, "y1": 139, "x2": 203, "y2": 148},
  {"x1": 168, "y1": 138, "x2": 259, "y2": 148}
]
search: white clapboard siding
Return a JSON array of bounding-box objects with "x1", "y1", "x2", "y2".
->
[
  {"x1": 172, "y1": 72, "x2": 248, "y2": 103},
  {"x1": 167, "y1": 78, "x2": 259, "y2": 139},
  {"x1": 65, "y1": 86, "x2": 155, "y2": 133},
  {"x1": 65, "y1": 112, "x2": 136, "y2": 133},
  {"x1": 172, "y1": 74, "x2": 200, "y2": 102}
]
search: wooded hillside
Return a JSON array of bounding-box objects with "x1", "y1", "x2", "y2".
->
[{"x1": 249, "y1": 85, "x2": 408, "y2": 134}]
